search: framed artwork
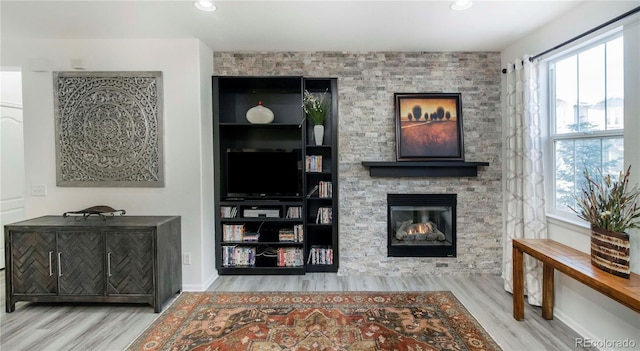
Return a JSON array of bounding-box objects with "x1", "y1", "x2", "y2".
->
[
  {"x1": 53, "y1": 71, "x2": 164, "y2": 187},
  {"x1": 394, "y1": 92, "x2": 464, "y2": 161}
]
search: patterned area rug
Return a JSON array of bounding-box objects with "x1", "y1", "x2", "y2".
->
[{"x1": 127, "y1": 291, "x2": 502, "y2": 351}]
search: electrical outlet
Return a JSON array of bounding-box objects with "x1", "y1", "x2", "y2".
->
[{"x1": 183, "y1": 253, "x2": 192, "y2": 265}]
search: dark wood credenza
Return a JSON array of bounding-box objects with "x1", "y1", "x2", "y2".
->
[{"x1": 4, "y1": 215, "x2": 182, "y2": 313}]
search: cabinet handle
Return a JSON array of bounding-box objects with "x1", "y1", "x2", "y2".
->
[
  {"x1": 48, "y1": 251, "x2": 53, "y2": 276},
  {"x1": 57, "y1": 252, "x2": 63, "y2": 277},
  {"x1": 107, "y1": 252, "x2": 112, "y2": 277}
]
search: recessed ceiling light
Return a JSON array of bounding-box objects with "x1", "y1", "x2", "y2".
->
[
  {"x1": 450, "y1": 0, "x2": 473, "y2": 11},
  {"x1": 195, "y1": 0, "x2": 216, "y2": 12}
]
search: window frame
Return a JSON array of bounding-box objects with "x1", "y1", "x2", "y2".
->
[{"x1": 546, "y1": 30, "x2": 625, "y2": 222}]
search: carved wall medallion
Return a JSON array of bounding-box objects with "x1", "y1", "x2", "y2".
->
[{"x1": 53, "y1": 71, "x2": 164, "y2": 187}]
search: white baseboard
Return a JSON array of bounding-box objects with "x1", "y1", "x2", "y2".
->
[{"x1": 181, "y1": 272, "x2": 218, "y2": 292}]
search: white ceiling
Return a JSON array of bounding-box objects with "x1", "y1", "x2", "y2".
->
[{"x1": 1, "y1": 0, "x2": 591, "y2": 52}]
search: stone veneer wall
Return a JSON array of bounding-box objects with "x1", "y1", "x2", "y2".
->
[{"x1": 214, "y1": 52, "x2": 503, "y2": 276}]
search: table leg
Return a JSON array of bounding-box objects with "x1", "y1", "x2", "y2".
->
[
  {"x1": 513, "y1": 243, "x2": 524, "y2": 320},
  {"x1": 542, "y1": 263, "x2": 554, "y2": 320}
]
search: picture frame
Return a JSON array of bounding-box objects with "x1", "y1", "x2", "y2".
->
[{"x1": 394, "y1": 92, "x2": 464, "y2": 161}]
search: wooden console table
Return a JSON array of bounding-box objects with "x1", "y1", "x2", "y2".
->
[{"x1": 512, "y1": 238, "x2": 640, "y2": 320}]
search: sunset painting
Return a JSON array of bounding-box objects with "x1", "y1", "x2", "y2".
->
[{"x1": 394, "y1": 93, "x2": 464, "y2": 161}]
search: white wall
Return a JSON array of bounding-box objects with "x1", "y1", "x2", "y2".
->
[
  {"x1": 501, "y1": 2, "x2": 640, "y2": 349},
  {"x1": 0, "y1": 38, "x2": 215, "y2": 290}
]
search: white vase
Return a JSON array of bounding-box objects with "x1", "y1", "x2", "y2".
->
[
  {"x1": 314, "y1": 125, "x2": 324, "y2": 145},
  {"x1": 246, "y1": 101, "x2": 274, "y2": 124}
]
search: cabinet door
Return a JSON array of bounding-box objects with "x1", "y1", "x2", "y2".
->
[
  {"x1": 106, "y1": 231, "x2": 153, "y2": 295},
  {"x1": 57, "y1": 231, "x2": 105, "y2": 295},
  {"x1": 10, "y1": 231, "x2": 57, "y2": 294}
]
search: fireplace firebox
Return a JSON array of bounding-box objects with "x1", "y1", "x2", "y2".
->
[{"x1": 387, "y1": 194, "x2": 456, "y2": 257}]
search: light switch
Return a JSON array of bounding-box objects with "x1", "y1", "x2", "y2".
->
[{"x1": 31, "y1": 184, "x2": 47, "y2": 196}]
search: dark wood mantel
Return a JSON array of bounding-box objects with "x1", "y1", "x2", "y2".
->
[{"x1": 361, "y1": 161, "x2": 489, "y2": 177}]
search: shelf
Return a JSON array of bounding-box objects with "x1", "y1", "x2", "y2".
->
[
  {"x1": 361, "y1": 161, "x2": 489, "y2": 177},
  {"x1": 221, "y1": 241, "x2": 303, "y2": 245},
  {"x1": 215, "y1": 76, "x2": 338, "y2": 275},
  {"x1": 219, "y1": 266, "x2": 306, "y2": 275}
]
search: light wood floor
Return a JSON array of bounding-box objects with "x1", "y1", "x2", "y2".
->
[{"x1": 0, "y1": 270, "x2": 595, "y2": 351}]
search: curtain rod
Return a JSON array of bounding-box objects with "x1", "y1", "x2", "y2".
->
[{"x1": 501, "y1": 5, "x2": 640, "y2": 74}]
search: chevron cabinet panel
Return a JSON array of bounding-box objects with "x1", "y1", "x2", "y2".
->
[
  {"x1": 5, "y1": 215, "x2": 181, "y2": 313},
  {"x1": 10, "y1": 231, "x2": 57, "y2": 295},
  {"x1": 58, "y1": 231, "x2": 105, "y2": 295},
  {"x1": 107, "y1": 231, "x2": 153, "y2": 295}
]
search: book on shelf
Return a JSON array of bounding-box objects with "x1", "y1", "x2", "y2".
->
[
  {"x1": 305, "y1": 155, "x2": 323, "y2": 173},
  {"x1": 315, "y1": 207, "x2": 332, "y2": 224},
  {"x1": 307, "y1": 184, "x2": 319, "y2": 198},
  {"x1": 222, "y1": 246, "x2": 256, "y2": 267},
  {"x1": 307, "y1": 246, "x2": 333, "y2": 265},
  {"x1": 220, "y1": 206, "x2": 238, "y2": 218},
  {"x1": 223, "y1": 224, "x2": 245, "y2": 242}
]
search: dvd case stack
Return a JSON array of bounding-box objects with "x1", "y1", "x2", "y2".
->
[
  {"x1": 277, "y1": 247, "x2": 303, "y2": 267},
  {"x1": 286, "y1": 206, "x2": 302, "y2": 218},
  {"x1": 223, "y1": 224, "x2": 245, "y2": 242},
  {"x1": 305, "y1": 155, "x2": 323, "y2": 172},
  {"x1": 318, "y1": 181, "x2": 332, "y2": 198},
  {"x1": 220, "y1": 206, "x2": 238, "y2": 218},
  {"x1": 294, "y1": 224, "x2": 304, "y2": 242},
  {"x1": 222, "y1": 246, "x2": 256, "y2": 267},
  {"x1": 308, "y1": 246, "x2": 333, "y2": 265},
  {"x1": 315, "y1": 207, "x2": 332, "y2": 224},
  {"x1": 278, "y1": 228, "x2": 295, "y2": 242},
  {"x1": 278, "y1": 224, "x2": 304, "y2": 242}
]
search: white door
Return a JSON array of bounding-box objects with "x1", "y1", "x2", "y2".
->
[{"x1": 1, "y1": 71, "x2": 25, "y2": 269}]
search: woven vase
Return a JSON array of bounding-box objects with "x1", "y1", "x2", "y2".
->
[{"x1": 590, "y1": 226, "x2": 631, "y2": 279}]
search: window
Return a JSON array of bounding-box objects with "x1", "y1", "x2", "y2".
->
[{"x1": 549, "y1": 32, "x2": 624, "y2": 215}]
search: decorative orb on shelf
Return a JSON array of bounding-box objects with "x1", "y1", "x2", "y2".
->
[{"x1": 246, "y1": 101, "x2": 274, "y2": 124}]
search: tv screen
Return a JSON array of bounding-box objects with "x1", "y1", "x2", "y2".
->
[{"x1": 226, "y1": 149, "x2": 302, "y2": 198}]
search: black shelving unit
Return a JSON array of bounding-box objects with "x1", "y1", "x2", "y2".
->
[{"x1": 213, "y1": 76, "x2": 339, "y2": 274}]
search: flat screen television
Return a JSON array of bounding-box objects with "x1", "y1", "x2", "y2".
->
[{"x1": 226, "y1": 149, "x2": 302, "y2": 198}]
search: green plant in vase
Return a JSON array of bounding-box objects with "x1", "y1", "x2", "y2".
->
[
  {"x1": 303, "y1": 89, "x2": 328, "y2": 125},
  {"x1": 569, "y1": 165, "x2": 640, "y2": 278},
  {"x1": 303, "y1": 89, "x2": 328, "y2": 145}
]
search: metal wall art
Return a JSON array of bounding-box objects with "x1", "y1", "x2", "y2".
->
[{"x1": 54, "y1": 71, "x2": 164, "y2": 187}]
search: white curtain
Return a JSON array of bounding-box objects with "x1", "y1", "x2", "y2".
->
[{"x1": 502, "y1": 56, "x2": 548, "y2": 306}]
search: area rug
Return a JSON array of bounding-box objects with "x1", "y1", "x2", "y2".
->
[{"x1": 127, "y1": 291, "x2": 502, "y2": 351}]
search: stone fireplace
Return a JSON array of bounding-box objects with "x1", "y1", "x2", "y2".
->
[{"x1": 387, "y1": 194, "x2": 456, "y2": 257}]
